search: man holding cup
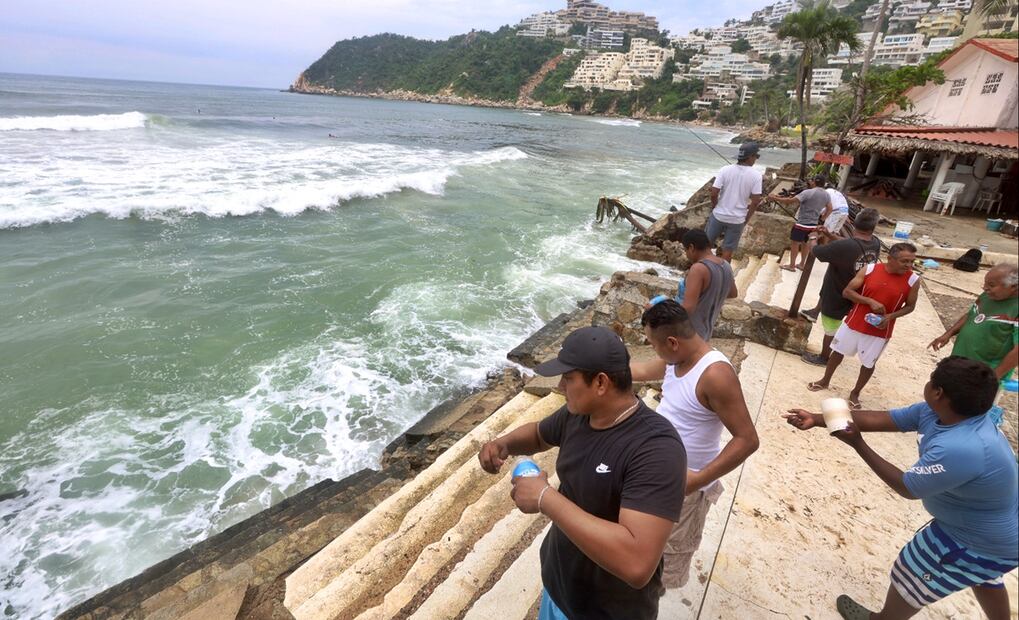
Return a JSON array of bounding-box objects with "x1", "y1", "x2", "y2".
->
[
  {"x1": 785, "y1": 356, "x2": 1018, "y2": 619},
  {"x1": 478, "y1": 326, "x2": 686, "y2": 620}
]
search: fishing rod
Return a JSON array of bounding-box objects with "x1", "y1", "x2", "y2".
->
[{"x1": 684, "y1": 125, "x2": 732, "y2": 165}]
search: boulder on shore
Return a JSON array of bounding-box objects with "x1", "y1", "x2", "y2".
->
[{"x1": 591, "y1": 271, "x2": 809, "y2": 352}]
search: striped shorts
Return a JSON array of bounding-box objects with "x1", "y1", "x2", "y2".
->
[{"x1": 891, "y1": 521, "x2": 1018, "y2": 609}]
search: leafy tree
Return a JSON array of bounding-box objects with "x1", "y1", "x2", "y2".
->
[
  {"x1": 778, "y1": 0, "x2": 861, "y2": 178},
  {"x1": 533, "y1": 54, "x2": 586, "y2": 106},
  {"x1": 842, "y1": 0, "x2": 878, "y2": 23},
  {"x1": 817, "y1": 61, "x2": 945, "y2": 144},
  {"x1": 731, "y1": 38, "x2": 752, "y2": 53}
]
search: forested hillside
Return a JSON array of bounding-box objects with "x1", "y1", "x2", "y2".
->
[{"x1": 299, "y1": 28, "x2": 562, "y2": 101}]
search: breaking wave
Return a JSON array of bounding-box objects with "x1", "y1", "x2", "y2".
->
[
  {"x1": 592, "y1": 118, "x2": 642, "y2": 127},
  {"x1": 0, "y1": 111, "x2": 149, "y2": 131},
  {"x1": 0, "y1": 143, "x2": 528, "y2": 229}
]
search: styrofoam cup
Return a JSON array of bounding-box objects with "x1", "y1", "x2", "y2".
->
[{"x1": 821, "y1": 398, "x2": 852, "y2": 434}]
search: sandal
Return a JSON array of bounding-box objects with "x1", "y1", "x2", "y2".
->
[
  {"x1": 801, "y1": 352, "x2": 828, "y2": 367},
  {"x1": 807, "y1": 381, "x2": 827, "y2": 392},
  {"x1": 836, "y1": 594, "x2": 872, "y2": 620},
  {"x1": 780, "y1": 265, "x2": 797, "y2": 272},
  {"x1": 848, "y1": 396, "x2": 862, "y2": 410}
]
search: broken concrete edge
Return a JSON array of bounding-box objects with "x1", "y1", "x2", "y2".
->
[{"x1": 506, "y1": 299, "x2": 595, "y2": 368}]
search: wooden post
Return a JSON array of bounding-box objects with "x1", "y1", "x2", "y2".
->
[{"x1": 788, "y1": 252, "x2": 815, "y2": 318}]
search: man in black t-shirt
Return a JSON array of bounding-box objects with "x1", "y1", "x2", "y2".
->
[
  {"x1": 800, "y1": 207, "x2": 882, "y2": 365},
  {"x1": 478, "y1": 326, "x2": 686, "y2": 620}
]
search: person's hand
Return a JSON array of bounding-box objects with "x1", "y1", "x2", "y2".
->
[
  {"x1": 833, "y1": 422, "x2": 864, "y2": 448},
  {"x1": 867, "y1": 300, "x2": 886, "y2": 314},
  {"x1": 928, "y1": 333, "x2": 951, "y2": 351},
  {"x1": 783, "y1": 408, "x2": 820, "y2": 430},
  {"x1": 478, "y1": 439, "x2": 509, "y2": 474},
  {"x1": 875, "y1": 315, "x2": 890, "y2": 329},
  {"x1": 510, "y1": 472, "x2": 550, "y2": 513},
  {"x1": 685, "y1": 469, "x2": 706, "y2": 495}
]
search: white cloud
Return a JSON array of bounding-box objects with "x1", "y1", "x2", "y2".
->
[{"x1": 1, "y1": 0, "x2": 766, "y2": 87}]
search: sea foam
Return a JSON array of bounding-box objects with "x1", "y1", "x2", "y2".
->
[
  {"x1": 0, "y1": 111, "x2": 148, "y2": 131},
  {"x1": 592, "y1": 118, "x2": 642, "y2": 127},
  {"x1": 0, "y1": 141, "x2": 528, "y2": 229}
]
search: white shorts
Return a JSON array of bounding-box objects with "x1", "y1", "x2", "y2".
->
[
  {"x1": 830, "y1": 323, "x2": 888, "y2": 369},
  {"x1": 824, "y1": 211, "x2": 849, "y2": 234}
]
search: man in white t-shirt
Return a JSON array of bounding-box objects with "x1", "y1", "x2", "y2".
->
[
  {"x1": 705, "y1": 142, "x2": 763, "y2": 262},
  {"x1": 822, "y1": 186, "x2": 850, "y2": 239}
]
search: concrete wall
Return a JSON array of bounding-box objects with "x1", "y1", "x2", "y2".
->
[{"x1": 906, "y1": 45, "x2": 1018, "y2": 127}]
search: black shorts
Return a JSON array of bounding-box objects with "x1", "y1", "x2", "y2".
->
[{"x1": 790, "y1": 225, "x2": 812, "y2": 243}]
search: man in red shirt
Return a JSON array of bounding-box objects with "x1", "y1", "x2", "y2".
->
[{"x1": 807, "y1": 243, "x2": 920, "y2": 409}]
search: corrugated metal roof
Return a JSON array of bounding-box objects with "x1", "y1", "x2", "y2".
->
[{"x1": 854, "y1": 126, "x2": 1019, "y2": 149}]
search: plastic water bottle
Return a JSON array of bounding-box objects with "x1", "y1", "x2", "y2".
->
[
  {"x1": 512, "y1": 459, "x2": 542, "y2": 479},
  {"x1": 676, "y1": 278, "x2": 686, "y2": 303},
  {"x1": 864, "y1": 313, "x2": 883, "y2": 327}
]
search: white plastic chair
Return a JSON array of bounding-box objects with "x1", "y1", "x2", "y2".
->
[
  {"x1": 974, "y1": 191, "x2": 1003, "y2": 216},
  {"x1": 930, "y1": 182, "x2": 966, "y2": 216}
]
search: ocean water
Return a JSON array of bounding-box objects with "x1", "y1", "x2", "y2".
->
[{"x1": 0, "y1": 73, "x2": 789, "y2": 618}]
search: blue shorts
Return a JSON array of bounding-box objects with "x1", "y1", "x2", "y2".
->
[
  {"x1": 538, "y1": 589, "x2": 569, "y2": 620},
  {"x1": 890, "y1": 521, "x2": 1017, "y2": 609},
  {"x1": 705, "y1": 213, "x2": 745, "y2": 252}
]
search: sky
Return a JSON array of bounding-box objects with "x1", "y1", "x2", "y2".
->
[{"x1": 1, "y1": 1, "x2": 764, "y2": 88}]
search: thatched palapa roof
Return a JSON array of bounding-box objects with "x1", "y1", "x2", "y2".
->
[{"x1": 846, "y1": 125, "x2": 1019, "y2": 161}]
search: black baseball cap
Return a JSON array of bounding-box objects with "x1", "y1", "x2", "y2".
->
[
  {"x1": 737, "y1": 142, "x2": 760, "y2": 160},
  {"x1": 534, "y1": 326, "x2": 631, "y2": 376}
]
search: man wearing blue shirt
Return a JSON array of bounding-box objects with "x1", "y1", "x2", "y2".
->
[{"x1": 785, "y1": 356, "x2": 1018, "y2": 619}]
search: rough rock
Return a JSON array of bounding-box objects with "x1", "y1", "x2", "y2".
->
[
  {"x1": 713, "y1": 300, "x2": 810, "y2": 354},
  {"x1": 590, "y1": 272, "x2": 678, "y2": 344},
  {"x1": 590, "y1": 272, "x2": 809, "y2": 353},
  {"x1": 643, "y1": 201, "x2": 713, "y2": 243},
  {"x1": 733, "y1": 212, "x2": 796, "y2": 259}
]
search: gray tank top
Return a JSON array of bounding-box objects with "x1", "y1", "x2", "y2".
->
[{"x1": 691, "y1": 258, "x2": 734, "y2": 341}]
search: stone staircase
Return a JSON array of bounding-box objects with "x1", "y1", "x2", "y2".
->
[
  {"x1": 283, "y1": 390, "x2": 563, "y2": 620},
  {"x1": 733, "y1": 251, "x2": 827, "y2": 310}
]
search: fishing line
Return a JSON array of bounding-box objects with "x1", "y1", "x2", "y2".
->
[{"x1": 685, "y1": 125, "x2": 732, "y2": 165}]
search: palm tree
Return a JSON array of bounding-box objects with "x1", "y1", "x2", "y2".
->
[
  {"x1": 978, "y1": 0, "x2": 1015, "y2": 15},
  {"x1": 777, "y1": 0, "x2": 861, "y2": 178},
  {"x1": 853, "y1": 0, "x2": 891, "y2": 122}
]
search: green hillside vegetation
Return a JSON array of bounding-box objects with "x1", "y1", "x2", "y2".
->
[
  {"x1": 532, "y1": 54, "x2": 586, "y2": 106},
  {"x1": 301, "y1": 28, "x2": 562, "y2": 101}
]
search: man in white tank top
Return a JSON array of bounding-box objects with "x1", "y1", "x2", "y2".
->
[{"x1": 631, "y1": 298, "x2": 760, "y2": 589}]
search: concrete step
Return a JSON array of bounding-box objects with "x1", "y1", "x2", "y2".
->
[
  {"x1": 766, "y1": 251, "x2": 827, "y2": 311},
  {"x1": 285, "y1": 392, "x2": 562, "y2": 620},
  {"x1": 742, "y1": 253, "x2": 781, "y2": 304},
  {"x1": 733, "y1": 255, "x2": 762, "y2": 301},
  {"x1": 460, "y1": 524, "x2": 551, "y2": 620}
]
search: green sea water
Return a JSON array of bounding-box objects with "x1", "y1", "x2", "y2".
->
[{"x1": 0, "y1": 73, "x2": 791, "y2": 618}]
